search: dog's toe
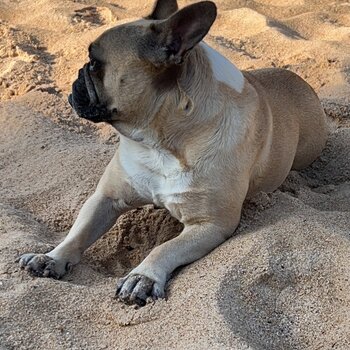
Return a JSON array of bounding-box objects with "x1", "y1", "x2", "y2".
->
[
  {"x1": 116, "y1": 274, "x2": 164, "y2": 306},
  {"x1": 18, "y1": 253, "x2": 63, "y2": 279}
]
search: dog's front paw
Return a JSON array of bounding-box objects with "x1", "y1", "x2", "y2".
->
[
  {"x1": 18, "y1": 253, "x2": 71, "y2": 279},
  {"x1": 116, "y1": 274, "x2": 165, "y2": 306}
]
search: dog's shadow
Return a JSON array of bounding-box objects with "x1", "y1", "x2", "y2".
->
[{"x1": 215, "y1": 128, "x2": 350, "y2": 350}]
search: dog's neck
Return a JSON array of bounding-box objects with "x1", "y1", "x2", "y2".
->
[
  {"x1": 115, "y1": 43, "x2": 246, "y2": 166},
  {"x1": 199, "y1": 42, "x2": 245, "y2": 94}
]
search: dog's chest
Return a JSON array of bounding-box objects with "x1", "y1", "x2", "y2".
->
[{"x1": 119, "y1": 137, "x2": 191, "y2": 208}]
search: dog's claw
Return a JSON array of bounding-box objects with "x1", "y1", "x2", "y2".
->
[
  {"x1": 18, "y1": 253, "x2": 67, "y2": 279},
  {"x1": 116, "y1": 274, "x2": 164, "y2": 306}
]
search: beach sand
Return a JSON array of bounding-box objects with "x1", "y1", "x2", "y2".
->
[{"x1": 0, "y1": 0, "x2": 349, "y2": 349}]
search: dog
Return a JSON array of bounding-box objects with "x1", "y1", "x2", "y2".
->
[{"x1": 18, "y1": 0, "x2": 329, "y2": 306}]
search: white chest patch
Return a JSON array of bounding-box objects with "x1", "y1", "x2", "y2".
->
[
  {"x1": 118, "y1": 136, "x2": 192, "y2": 207},
  {"x1": 200, "y1": 42, "x2": 245, "y2": 93}
]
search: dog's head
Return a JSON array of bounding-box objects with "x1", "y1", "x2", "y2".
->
[{"x1": 68, "y1": 0, "x2": 217, "y2": 127}]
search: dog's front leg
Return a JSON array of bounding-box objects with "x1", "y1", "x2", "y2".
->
[
  {"x1": 18, "y1": 192, "x2": 131, "y2": 278},
  {"x1": 116, "y1": 221, "x2": 238, "y2": 306},
  {"x1": 18, "y1": 154, "x2": 144, "y2": 279}
]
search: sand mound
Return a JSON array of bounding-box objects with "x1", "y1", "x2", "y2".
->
[
  {"x1": 213, "y1": 8, "x2": 269, "y2": 38},
  {"x1": 284, "y1": 12, "x2": 350, "y2": 41},
  {"x1": 1, "y1": 1, "x2": 350, "y2": 349}
]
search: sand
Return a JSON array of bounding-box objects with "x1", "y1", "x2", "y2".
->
[{"x1": 0, "y1": 0, "x2": 349, "y2": 349}]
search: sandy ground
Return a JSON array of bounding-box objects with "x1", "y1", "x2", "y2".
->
[{"x1": 0, "y1": 0, "x2": 349, "y2": 349}]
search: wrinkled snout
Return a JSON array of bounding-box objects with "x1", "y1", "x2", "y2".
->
[{"x1": 68, "y1": 64, "x2": 112, "y2": 123}]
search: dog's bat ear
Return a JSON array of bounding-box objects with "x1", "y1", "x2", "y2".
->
[
  {"x1": 143, "y1": 1, "x2": 217, "y2": 66},
  {"x1": 146, "y1": 0, "x2": 178, "y2": 20}
]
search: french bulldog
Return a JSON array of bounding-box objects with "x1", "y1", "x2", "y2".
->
[{"x1": 19, "y1": 0, "x2": 328, "y2": 306}]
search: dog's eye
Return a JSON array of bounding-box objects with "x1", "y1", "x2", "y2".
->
[{"x1": 89, "y1": 59, "x2": 101, "y2": 72}]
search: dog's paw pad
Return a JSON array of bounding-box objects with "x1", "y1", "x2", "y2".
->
[
  {"x1": 116, "y1": 274, "x2": 165, "y2": 306},
  {"x1": 18, "y1": 253, "x2": 63, "y2": 279}
]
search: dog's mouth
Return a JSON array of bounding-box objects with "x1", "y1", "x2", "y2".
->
[{"x1": 68, "y1": 64, "x2": 113, "y2": 123}]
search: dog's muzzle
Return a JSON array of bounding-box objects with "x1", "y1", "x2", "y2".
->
[{"x1": 68, "y1": 64, "x2": 112, "y2": 123}]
